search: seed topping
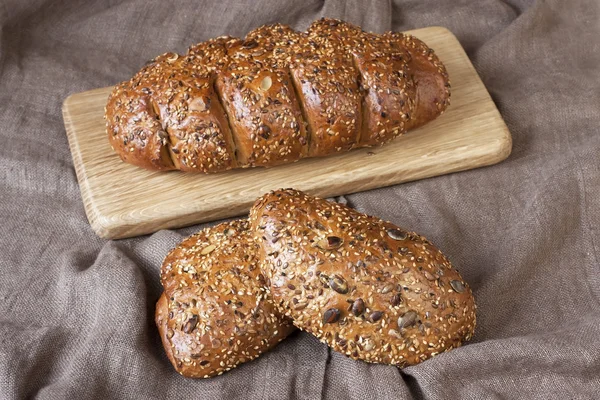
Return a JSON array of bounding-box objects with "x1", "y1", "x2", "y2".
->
[
  {"x1": 450, "y1": 280, "x2": 465, "y2": 293},
  {"x1": 317, "y1": 236, "x2": 343, "y2": 250},
  {"x1": 397, "y1": 310, "x2": 418, "y2": 330},
  {"x1": 351, "y1": 298, "x2": 365, "y2": 316},
  {"x1": 329, "y1": 275, "x2": 349, "y2": 294},
  {"x1": 387, "y1": 228, "x2": 408, "y2": 240},
  {"x1": 323, "y1": 308, "x2": 341, "y2": 324}
]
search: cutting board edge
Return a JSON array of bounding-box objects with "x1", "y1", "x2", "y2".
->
[{"x1": 63, "y1": 97, "x2": 106, "y2": 238}]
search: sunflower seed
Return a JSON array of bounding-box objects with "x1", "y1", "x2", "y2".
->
[
  {"x1": 201, "y1": 244, "x2": 216, "y2": 255},
  {"x1": 182, "y1": 314, "x2": 198, "y2": 333},
  {"x1": 450, "y1": 280, "x2": 465, "y2": 293},
  {"x1": 390, "y1": 293, "x2": 402, "y2": 306},
  {"x1": 381, "y1": 284, "x2": 394, "y2": 294},
  {"x1": 387, "y1": 228, "x2": 407, "y2": 240},
  {"x1": 397, "y1": 310, "x2": 418, "y2": 330},
  {"x1": 294, "y1": 302, "x2": 307, "y2": 310}
]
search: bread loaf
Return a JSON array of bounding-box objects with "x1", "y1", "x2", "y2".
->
[
  {"x1": 156, "y1": 189, "x2": 475, "y2": 377},
  {"x1": 155, "y1": 219, "x2": 294, "y2": 378},
  {"x1": 249, "y1": 189, "x2": 476, "y2": 367},
  {"x1": 106, "y1": 18, "x2": 450, "y2": 172}
]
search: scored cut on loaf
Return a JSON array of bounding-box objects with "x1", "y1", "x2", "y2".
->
[
  {"x1": 106, "y1": 18, "x2": 450, "y2": 172},
  {"x1": 156, "y1": 219, "x2": 295, "y2": 378},
  {"x1": 249, "y1": 189, "x2": 476, "y2": 367}
]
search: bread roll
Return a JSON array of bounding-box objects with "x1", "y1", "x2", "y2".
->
[
  {"x1": 106, "y1": 18, "x2": 450, "y2": 172},
  {"x1": 155, "y1": 219, "x2": 294, "y2": 378},
  {"x1": 249, "y1": 189, "x2": 475, "y2": 367}
]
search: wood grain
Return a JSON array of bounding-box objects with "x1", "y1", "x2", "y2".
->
[{"x1": 62, "y1": 26, "x2": 511, "y2": 239}]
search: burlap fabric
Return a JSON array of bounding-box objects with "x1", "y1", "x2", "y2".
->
[{"x1": 1, "y1": 0, "x2": 599, "y2": 398}]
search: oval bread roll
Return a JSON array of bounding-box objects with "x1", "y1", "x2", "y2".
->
[
  {"x1": 155, "y1": 219, "x2": 295, "y2": 378},
  {"x1": 249, "y1": 189, "x2": 476, "y2": 367},
  {"x1": 106, "y1": 18, "x2": 450, "y2": 172}
]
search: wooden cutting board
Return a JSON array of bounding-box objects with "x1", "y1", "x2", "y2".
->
[{"x1": 62, "y1": 26, "x2": 511, "y2": 240}]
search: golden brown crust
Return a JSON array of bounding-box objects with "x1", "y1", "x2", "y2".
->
[
  {"x1": 107, "y1": 18, "x2": 450, "y2": 172},
  {"x1": 216, "y1": 24, "x2": 309, "y2": 167},
  {"x1": 106, "y1": 37, "x2": 239, "y2": 173},
  {"x1": 298, "y1": 19, "x2": 416, "y2": 148},
  {"x1": 386, "y1": 33, "x2": 451, "y2": 130},
  {"x1": 249, "y1": 189, "x2": 475, "y2": 367},
  {"x1": 289, "y1": 19, "x2": 362, "y2": 156},
  {"x1": 156, "y1": 219, "x2": 295, "y2": 378},
  {"x1": 106, "y1": 82, "x2": 174, "y2": 171},
  {"x1": 151, "y1": 39, "x2": 238, "y2": 172},
  {"x1": 156, "y1": 293, "x2": 179, "y2": 368}
]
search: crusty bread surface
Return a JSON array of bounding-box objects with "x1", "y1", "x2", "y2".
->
[{"x1": 106, "y1": 18, "x2": 450, "y2": 172}]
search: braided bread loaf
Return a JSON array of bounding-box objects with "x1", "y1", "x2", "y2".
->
[
  {"x1": 156, "y1": 189, "x2": 475, "y2": 378},
  {"x1": 107, "y1": 18, "x2": 449, "y2": 172}
]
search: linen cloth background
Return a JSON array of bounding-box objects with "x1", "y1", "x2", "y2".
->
[{"x1": 1, "y1": 0, "x2": 599, "y2": 399}]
